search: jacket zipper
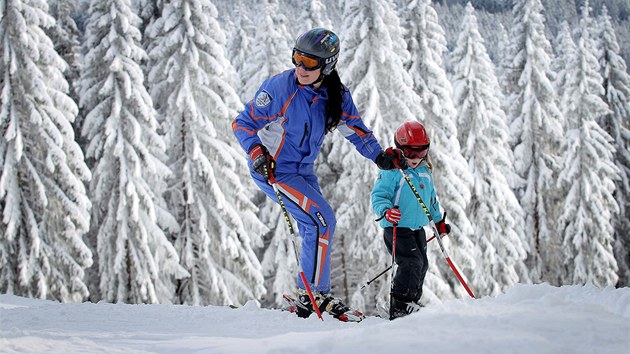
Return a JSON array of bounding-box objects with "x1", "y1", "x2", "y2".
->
[{"x1": 299, "y1": 123, "x2": 308, "y2": 147}]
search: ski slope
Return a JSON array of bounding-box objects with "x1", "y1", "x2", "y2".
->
[{"x1": 1, "y1": 283, "x2": 629, "y2": 354}]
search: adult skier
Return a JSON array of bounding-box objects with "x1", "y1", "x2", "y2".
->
[{"x1": 232, "y1": 28, "x2": 404, "y2": 321}]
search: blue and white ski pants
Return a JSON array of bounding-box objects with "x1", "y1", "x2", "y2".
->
[{"x1": 251, "y1": 162, "x2": 335, "y2": 293}]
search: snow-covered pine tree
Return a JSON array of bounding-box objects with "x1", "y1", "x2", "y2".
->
[
  {"x1": 326, "y1": 0, "x2": 423, "y2": 313},
  {"x1": 403, "y1": 0, "x2": 475, "y2": 299},
  {"x1": 595, "y1": 6, "x2": 630, "y2": 287},
  {"x1": 496, "y1": 23, "x2": 513, "y2": 120},
  {"x1": 213, "y1": 0, "x2": 237, "y2": 21},
  {"x1": 322, "y1": 0, "x2": 344, "y2": 27},
  {"x1": 238, "y1": 0, "x2": 292, "y2": 102},
  {"x1": 46, "y1": 0, "x2": 91, "y2": 159},
  {"x1": 238, "y1": 0, "x2": 297, "y2": 307},
  {"x1": 0, "y1": 0, "x2": 92, "y2": 302},
  {"x1": 556, "y1": 1, "x2": 619, "y2": 287},
  {"x1": 79, "y1": 0, "x2": 188, "y2": 304},
  {"x1": 503, "y1": 0, "x2": 564, "y2": 283},
  {"x1": 450, "y1": 3, "x2": 529, "y2": 296},
  {"x1": 552, "y1": 22, "x2": 577, "y2": 115},
  {"x1": 133, "y1": 0, "x2": 163, "y2": 34},
  {"x1": 543, "y1": 23, "x2": 580, "y2": 283},
  {"x1": 146, "y1": 0, "x2": 266, "y2": 306},
  {"x1": 258, "y1": 203, "x2": 298, "y2": 306},
  {"x1": 257, "y1": 183, "x2": 300, "y2": 308},
  {"x1": 226, "y1": 3, "x2": 255, "y2": 92},
  {"x1": 46, "y1": 0, "x2": 81, "y2": 109},
  {"x1": 546, "y1": 20, "x2": 578, "y2": 280},
  {"x1": 295, "y1": 0, "x2": 334, "y2": 36}
]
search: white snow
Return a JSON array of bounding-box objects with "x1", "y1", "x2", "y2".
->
[{"x1": 1, "y1": 283, "x2": 629, "y2": 354}]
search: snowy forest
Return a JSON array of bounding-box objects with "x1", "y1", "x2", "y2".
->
[{"x1": 1, "y1": 0, "x2": 629, "y2": 315}]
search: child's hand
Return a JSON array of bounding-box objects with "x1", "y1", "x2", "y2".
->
[
  {"x1": 435, "y1": 212, "x2": 451, "y2": 234},
  {"x1": 385, "y1": 207, "x2": 402, "y2": 224}
]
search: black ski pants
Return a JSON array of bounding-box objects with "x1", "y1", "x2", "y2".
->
[{"x1": 383, "y1": 226, "x2": 428, "y2": 303}]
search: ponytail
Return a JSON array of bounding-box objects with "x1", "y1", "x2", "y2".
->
[{"x1": 322, "y1": 70, "x2": 343, "y2": 133}]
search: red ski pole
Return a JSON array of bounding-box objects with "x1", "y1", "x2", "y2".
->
[
  {"x1": 392, "y1": 224, "x2": 397, "y2": 265},
  {"x1": 269, "y1": 173, "x2": 324, "y2": 320},
  {"x1": 389, "y1": 223, "x2": 398, "y2": 317},
  {"x1": 399, "y1": 169, "x2": 476, "y2": 299},
  {"x1": 429, "y1": 223, "x2": 476, "y2": 298},
  {"x1": 391, "y1": 223, "x2": 398, "y2": 286}
]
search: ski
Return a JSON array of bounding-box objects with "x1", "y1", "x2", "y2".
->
[
  {"x1": 281, "y1": 293, "x2": 365, "y2": 322},
  {"x1": 229, "y1": 295, "x2": 372, "y2": 322}
]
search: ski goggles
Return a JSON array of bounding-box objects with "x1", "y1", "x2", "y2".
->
[
  {"x1": 292, "y1": 50, "x2": 322, "y2": 71},
  {"x1": 401, "y1": 145, "x2": 429, "y2": 160}
]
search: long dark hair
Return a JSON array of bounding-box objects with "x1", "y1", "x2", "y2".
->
[{"x1": 322, "y1": 70, "x2": 343, "y2": 133}]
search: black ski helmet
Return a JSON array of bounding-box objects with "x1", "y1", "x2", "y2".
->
[{"x1": 293, "y1": 28, "x2": 340, "y2": 75}]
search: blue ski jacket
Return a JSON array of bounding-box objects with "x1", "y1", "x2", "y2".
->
[
  {"x1": 232, "y1": 69, "x2": 382, "y2": 169},
  {"x1": 371, "y1": 161, "x2": 443, "y2": 229}
]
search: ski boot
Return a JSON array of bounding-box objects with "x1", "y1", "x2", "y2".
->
[
  {"x1": 281, "y1": 291, "x2": 316, "y2": 318},
  {"x1": 389, "y1": 296, "x2": 423, "y2": 320},
  {"x1": 282, "y1": 290, "x2": 365, "y2": 322},
  {"x1": 317, "y1": 292, "x2": 365, "y2": 322}
]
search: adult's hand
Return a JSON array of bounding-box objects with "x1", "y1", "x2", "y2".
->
[
  {"x1": 375, "y1": 147, "x2": 408, "y2": 170},
  {"x1": 250, "y1": 145, "x2": 276, "y2": 183}
]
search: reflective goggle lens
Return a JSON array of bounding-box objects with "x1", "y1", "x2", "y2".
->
[
  {"x1": 292, "y1": 51, "x2": 321, "y2": 71},
  {"x1": 402, "y1": 145, "x2": 429, "y2": 159}
]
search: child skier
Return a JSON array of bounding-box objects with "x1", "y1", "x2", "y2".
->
[{"x1": 371, "y1": 121, "x2": 451, "y2": 320}]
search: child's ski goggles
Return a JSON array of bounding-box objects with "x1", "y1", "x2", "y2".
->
[
  {"x1": 401, "y1": 145, "x2": 429, "y2": 159},
  {"x1": 292, "y1": 50, "x2": 322, "y2": 71}
]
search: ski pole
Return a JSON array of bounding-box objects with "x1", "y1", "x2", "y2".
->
[
  {"x1": 360, "y1": 232, "x2": 448, "y2": 289},
  {"x1": 361, "y1": 266, "x2": 391, "y2": 290},
  {"x1": 266, "y1": 166, "x2": 324, "y2": 320},
  {"x1": 399, "y1": 169, "x2": 476, "y2": 299},
  {"x1": 391, "y1": 221, "x2": 398, "y2": 265},
  {"x1": 389, "y1": 223, "x2": 398, "y2": 315},
  {"x1": 391, "y1": 223, "x2": 398, "y2": 282}
]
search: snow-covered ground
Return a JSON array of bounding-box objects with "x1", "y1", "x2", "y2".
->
[{"x1": 1, "y1": 283, "x2": 629, "y2": 354}]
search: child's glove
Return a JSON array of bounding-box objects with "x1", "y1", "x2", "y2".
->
[
  {"x1": 384, "y1": 207, "x2": 401, "y2": 224},
  {"x1": 435, "y1": 212, "x2": 451, "y2": 235}
]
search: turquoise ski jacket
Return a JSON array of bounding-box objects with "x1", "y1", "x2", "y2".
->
[{"x1": 371, "y1": 162, "x2": 443, "y2": 230}]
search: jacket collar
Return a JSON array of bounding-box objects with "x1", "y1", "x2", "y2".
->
[{"x1": 292, "y1": 68, "x2": 328, "y2": 99}]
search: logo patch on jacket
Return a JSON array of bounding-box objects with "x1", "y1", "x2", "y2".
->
[
  {"x1": 316, "y1": 212, "x2": 327, "y2": 227},
  {"x1": 255, "y1": 90, "x2": 272, "y2": 107}
]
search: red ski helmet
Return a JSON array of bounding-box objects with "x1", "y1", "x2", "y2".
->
[{"x1": 395, "y1": 121, "x2": 430, "y2": 159}]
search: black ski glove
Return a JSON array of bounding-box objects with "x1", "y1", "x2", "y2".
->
[
  {"x1": 250, "y1": 144, "x2": 276, "y2": 183},
  {"x1": 375, "y1": 147, "x2": 408, "y2": 170}
]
